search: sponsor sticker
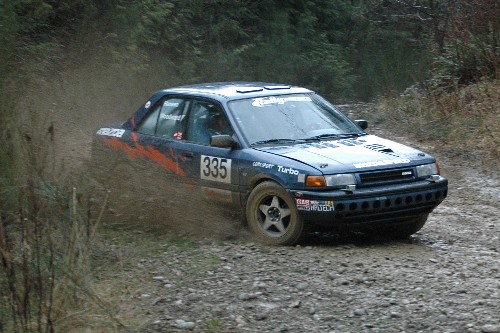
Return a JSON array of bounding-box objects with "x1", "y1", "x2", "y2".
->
[
  {"x1": 160, "y1": 114, "x2": 185, "y2": 121},
  {"x1": 253, "y1": 161, "x2": 275, "y2": 169},
  {"x1": 296, "y1": 199, "x2": 334, "y2": 212},
  {"x1": 296, "y1": 198, "x2": 310, "y2": 206},
  {"x1": 296, "y1": 198, "x2": 310, "y2": 211},
  {"x1": 164, "y1": 101, "x2": 179, "y2": 107},
  {"x1": 353, "y1": 159, "x2": 411, "y2": 169},
  {"x1": 310, "y1": 205, "x2": 334, "y2": 212},
  {"x1": 96, "y1": 127, "x2": 125, "y2": 138},
  {"x1": 310, "y1": 200, "x2": 334, "y2": 212},
  {"x1": 252, "y1": 96, "x2": 312, "y2": 107}
]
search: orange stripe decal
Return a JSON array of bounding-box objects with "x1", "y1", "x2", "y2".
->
[{"x1": 103, "y1": 137, "x2": 186, "y2": 177}]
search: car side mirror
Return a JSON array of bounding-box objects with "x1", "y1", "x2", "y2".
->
[
  {"x1": 211, "y1": 134, "x2": 237, "y2": 148},
  {"x1": 355, "y1": 119, "x2": 368, "y2": 130}
]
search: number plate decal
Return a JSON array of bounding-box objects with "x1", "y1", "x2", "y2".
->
[{"x1": 200, "y1": 155, "x2": 232, "y2": 183}]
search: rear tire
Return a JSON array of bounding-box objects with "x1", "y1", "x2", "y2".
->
[{"x1": 246, "y1": 181, "x2": 304, "y2": 245}]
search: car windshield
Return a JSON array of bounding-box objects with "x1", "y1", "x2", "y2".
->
[{"x1": 227, "y1": 93, "x2": 364, "y2": 146}]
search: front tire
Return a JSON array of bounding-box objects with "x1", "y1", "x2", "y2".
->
[{"x1": 246, "y1": 181, "x2": 304, "y2": 245}]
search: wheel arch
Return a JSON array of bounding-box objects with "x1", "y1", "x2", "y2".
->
[
  {"x1": 239, "y1": 174, "x2": 289, "y2": 223},
  {"x1": 243, "y1": 174, "x2": 288, "y2": 203}
]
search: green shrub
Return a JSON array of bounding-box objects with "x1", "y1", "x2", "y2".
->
[{"x1": 432, "y1": 32, "x2": 498, "y2": 89}]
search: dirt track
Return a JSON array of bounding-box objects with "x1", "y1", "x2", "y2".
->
[
  {"x1": 8, "y1": 43, "x2": 498, "y2": 332},
  {"x1": 88, "y1": 107, "x2": 500, "y2": 333}
]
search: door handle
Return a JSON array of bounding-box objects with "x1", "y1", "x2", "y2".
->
[{"x1": 180, "y1": 152, "x2": 194, "y2": 161}]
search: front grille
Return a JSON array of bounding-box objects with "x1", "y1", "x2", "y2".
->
[
  {"x1": 359, "y1": 169, "x2": 414, "y2": 184},
  {"x1": 333, "y1": 187, "x2": 447, "y2": 216},
  {"x1": 299, "y1": 185, "x2": 448, "y2": 227}
]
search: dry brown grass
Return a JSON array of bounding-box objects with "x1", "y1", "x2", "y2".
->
[{"x1": 373, "y1": 80, "x2": 499, "y2": 165}]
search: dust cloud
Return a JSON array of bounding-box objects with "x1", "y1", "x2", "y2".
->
[{"x1": 19, "y1": 52, "x2": 248, "y2": 242}]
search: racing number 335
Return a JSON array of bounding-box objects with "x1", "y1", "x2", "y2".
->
[{"x1": 200, "y1": 155, "x2": 232, "y2": 183}]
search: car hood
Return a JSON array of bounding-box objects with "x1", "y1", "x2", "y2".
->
[{"x1": 253, "y1": 135, "x2": 432, "y2": 173}]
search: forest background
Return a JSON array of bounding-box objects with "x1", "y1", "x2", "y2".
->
[{"x1": 0, "y1": 0, "x2": 498, "y2": 332}]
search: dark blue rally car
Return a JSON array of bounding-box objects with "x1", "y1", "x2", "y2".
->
[{"x1": 93, "y1": 82, "x2": 448, "y2": 245}]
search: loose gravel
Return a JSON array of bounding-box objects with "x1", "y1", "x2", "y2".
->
[{"x1": 95, "y1": 108, "x2": 499, "y2": 333}]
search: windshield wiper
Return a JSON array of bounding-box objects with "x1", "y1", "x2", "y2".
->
[
  {"x1": 251, "y1": 138, "x2": 298, "y2": 146},
  {"x1": 310, "y1": 133, "x2": 363, "y2": 140},
  {"x1": 297, "y1": 137, "x2": 321, "y2": 142}
]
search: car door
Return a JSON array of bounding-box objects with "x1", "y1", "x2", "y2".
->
[
  {"x1": 175, "y1": 99, "x2": 240, "y2": 206},
  {"x1": 131, "y1": 96, "x2": 190, "y2": 183}
]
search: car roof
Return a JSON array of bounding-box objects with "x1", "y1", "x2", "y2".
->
[
  {"x1": 120, "y1": 82, "x2": 314, "y2": 131},
  {"x1": 161, "y1": 82, "x2": 313, "y2": 101}
]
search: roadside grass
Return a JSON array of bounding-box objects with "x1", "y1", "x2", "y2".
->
[
  {"x1": 64, "y1": 227, "x2": 228, "y2": 332},
  {"x1": 0, "y1": 97, "x2": 233, "y2": 332},
  {"x1": 0, "y1": 172, "x2": 114, "y2": 332},
  {"x1": 368, "y1": 79, "x2": 499, "y2": 165},
  {"x1": 204, "y1": 317, "x2": 224, "y2": 333}
]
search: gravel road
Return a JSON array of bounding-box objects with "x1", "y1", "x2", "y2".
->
[
  {"x1": 123, "y1": 166, "x2": 498, "y2": 333},
  {"x1": 98, "y1": 116, "x2": 499, "y2": 333}
]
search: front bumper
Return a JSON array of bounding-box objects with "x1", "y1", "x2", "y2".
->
[{"x1": 290, "y1": 176, "x2": 448, "y2": 226}]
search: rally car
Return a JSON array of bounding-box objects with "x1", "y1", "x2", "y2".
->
[{"x1": 93, "y1": 82, "x2": 448, "y2": 245}]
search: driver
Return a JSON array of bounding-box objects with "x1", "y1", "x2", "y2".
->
[{"x1": 207, "y1": 111, "x2": 232, "y2": 136}]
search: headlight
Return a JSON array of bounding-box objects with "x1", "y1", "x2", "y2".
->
[
  {"x1": 306, "y1": 175, "x2": 326, "y2": 187},
  {"x1": 416, "y1": 163, "x2": 439, "y2": 177},
  {"x1": 325, "y1": 174, "x2": 356, "y2": 186},
  {"x1": 305, "y1": 174, "x2": 356, "y2": 187}
]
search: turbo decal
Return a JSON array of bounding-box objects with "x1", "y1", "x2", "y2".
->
[
  {"x1": 102, "y1": 137, "x2": 185, "y2": 176},
  {"x1": 200, "y1": 155, "x2": 232, "y2": 183},
  {"x1": 277, "y1": 165, "x2": 299, "y2": 175},
  {"x1": 353, "y1": 159, "x2": 411, "y2": 169},
  {"x1": 96, "y1": 128, "x2": 125, "y2": 138}
]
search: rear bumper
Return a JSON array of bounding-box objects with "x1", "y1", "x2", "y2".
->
[{"x1": 289, "y1": 177, "x2": 448, "y2": 226}]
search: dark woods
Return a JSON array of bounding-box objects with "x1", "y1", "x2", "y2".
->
[
  {"x1": 0, "y1": 1, "x2": 498, "y2": 331},
  {"x1": 1, "y1": 0, "x2": 498, "y2": 101}
]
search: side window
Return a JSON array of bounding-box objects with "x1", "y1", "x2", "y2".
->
[
  {"x1": 136, "y1": 106, "x2": 160, "y2": 135},
  {"x1": 136, "y1": 97, "x2": 189, "y2": 139},
  {"x1": 156, "y1": 98, "x2": 189, "y2": 139},
  {"x1": 186, "y1": 101, "x2": 233, "y2": 145}
]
